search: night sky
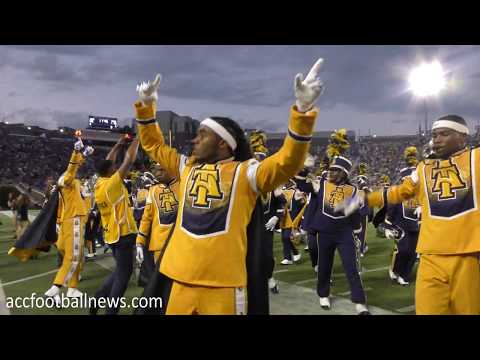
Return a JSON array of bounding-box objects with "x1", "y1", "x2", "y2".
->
[{"x1": 1, "y1": 45, "x2": 479, "y2": 135}]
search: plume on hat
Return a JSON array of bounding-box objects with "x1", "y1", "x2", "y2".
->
[
  {"x1": 249, "y1": 129, "x2": 269, "y2": 156},
  {"x1": 358, "y1": 162, "x2": 368, "y2": 176},
  {"x1": 404, "y1": 146, "x2": 419, "y2": 166},
  {"x1": 327, "y1": 128, "x2": 350, "y2": 160}
]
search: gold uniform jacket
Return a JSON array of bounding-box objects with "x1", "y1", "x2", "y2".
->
[
  {"x1": 95, "y1": 171, "x2": 138, "y2": 244},
  {"x1": 136, "y1": 181, "x2": 180, "y2": 251},
  {"x1": 57, "y1": 151, "x2": 88, "y2": 221},
  {"x1": 367, "y1": 148, "x2": 480, "y2": 254},
  {"x1": 136, "y1": 101, "x2": 317, "y2": 288}
]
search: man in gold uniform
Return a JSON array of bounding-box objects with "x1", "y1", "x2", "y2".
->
[
  {"x1": 134, "y1": 59, "x2": 325, "y2": 314},
  {"x1": 337, "y1": 115, "x2": 480, "y2": 315},
  {"x1": 44, "y1": 139, "x2": 94, "y2": 301}
]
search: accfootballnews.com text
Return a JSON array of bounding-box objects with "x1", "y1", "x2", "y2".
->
[{"x1": 5, "y1": 293, "x2": 162, "y2": 310}]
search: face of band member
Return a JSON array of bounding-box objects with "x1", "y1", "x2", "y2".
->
[
  {"x1": 432, "y1": 127, "x2": 466, "y2": 159},
  {"x1": 152, "y1": 164, "x2": 170, "y2": 184},
  {"x1": 327, "y1": 168, "x2": 347, "y2": 185},
  {"x1": 191, "y1": 125, "x2": 225, "y2": 163}
]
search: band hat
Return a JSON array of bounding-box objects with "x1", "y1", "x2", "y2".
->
[{"x1": 329, "y1": 156, "x2": 352, "y2": 175}]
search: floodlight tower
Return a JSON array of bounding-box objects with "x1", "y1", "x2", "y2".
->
[{"x1": 408, "y1": 61, "x2": 446, "y2": 136}]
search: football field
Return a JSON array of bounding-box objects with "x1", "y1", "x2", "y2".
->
[{"x1": 0, "y1": 211, "x2": 416, "y2": 315}]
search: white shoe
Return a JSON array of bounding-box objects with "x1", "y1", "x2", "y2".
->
[
  {"x1": 78, "y1": 275, "x2": 82, "y2": 282},
  {"x1": 293, "y1": 253, "x2": 302, "y2": 262},
  {"x1": 66, "y1": 288, "x2": 83, "y2": 298},
  {"x1": 281, "y1": 259, "x2": 293, "y2": 265},
  {"x1": 314, "y1": 265, "x2": 318, "y2": 273},
  {"x1": 397, "y1": 276, "x2": 409, "y2": 286},
  {"x1": 85, "y1": 253, "x2": 95, "y2": 258},
  {"x1": 388, "y1": 269, "x2": 398, "y2": 281},
  {"x1": 44, "y1": 285, "x2": 61, "y2": 297},
  {"x1": 319, "y1": 297, "x2": 331, "y2": 310},
  {"x1": 304, "y1": 246, "x2": 309, "y2": 251},
  {"x1": 355, "y1": 303, "x2": 370, "y2": 315},
  {"x1": 268, "y1": 277, "x2": 277, "y2": 289},
  {"x1": 268, "y1": 278, "x2": 279, "y2": 294}
]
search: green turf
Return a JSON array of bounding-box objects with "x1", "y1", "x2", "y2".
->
[{"x1": 1, "y1": 212, "x2": 416, "y2": 315}]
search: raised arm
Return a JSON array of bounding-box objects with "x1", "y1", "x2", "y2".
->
[
  {"x1": 251, "y1": 59, "x2": 325, "y2": 194},
  {"x1": 117, "y1": 138, "x2": 140, "y2": 180},
  {"x1": 58, "y1": 147, "x2": 84, "y2": 188},
  {"x1": 134, "y1": 101, "x2": 183, "y2": 180},
  {"x1": 106, "y1": 136, "x2": 128, "y2": 162},
  {"x1": 58, "y1": 139, "x2": 94, "y2": 188},
  {"x1": 133, "y1": 74, "x2": 185, "y2": 180}
]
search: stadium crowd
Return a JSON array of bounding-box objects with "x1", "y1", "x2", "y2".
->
[{"x1": 0, "y1": 134, "x2": 110, "y2": 190}]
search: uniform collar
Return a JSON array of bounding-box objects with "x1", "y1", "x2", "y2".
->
[
  {"x1": 449, "y1": 147, "x2": 469, "y2": 158},
  {"x1": 165, "y1": 178, "x2": 177, "y2": 187},
  {"x1": 204, "y1": 156, "x2": 235, "y2": 165}
]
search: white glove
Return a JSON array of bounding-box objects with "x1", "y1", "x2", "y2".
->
[
  {"x1": 414, "y1": 206, "x2": 421, "y2": 218},
  {"x1": 136, "y1": 245, "x2": 144, "y2": 264},
  {"x1": 136, "y1": 74, "x2": 162, "y2": 105},
  {"x1": 273, "y1": 187, "x2": 283, "y2": 197},
  {"x1": 74, "y1": 139, "x2": 84, "y2": 151},
  {"x1": 294, "y1": 58, "x2": 326, "y2": 112},
  {"x1": 82, "y1": 146, "x2": 94, "y2": 157},
  {"x1": 304, "y1": 154, "x2": 316, "y2": 168},
  {"x1": 334, "y1": 194, "x2": 364, "y2": 217},
  {"x1": 265, "y1": 216, "x2": 279, "y2": 231},
  {"x1": 385, "y1": 228, "x2": 396, "y2": 240}
]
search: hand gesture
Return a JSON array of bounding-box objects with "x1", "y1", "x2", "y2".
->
[
  {"x1": 82, "y1": 146, "x2": 94, "y2": 157},
  {"x1": 136, "y1": 74, "x2": 162, "y2": 105},
  {"x1": 294, "y1": 58, "x2": 325, "y2": 112},
  {"x1": 74, "y1": 139, "x2": 84, "y2": 152},
  {"x1": 265, "y1": 216, "x2": 279, "y2": 231}
]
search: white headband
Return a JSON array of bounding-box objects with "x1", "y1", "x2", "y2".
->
[
  {"x1": 432, "y1": 120, "x2": 469, "y2": 135},
  {"x1": 201, "y1": 118, "x2": 237, "y2": 151}
]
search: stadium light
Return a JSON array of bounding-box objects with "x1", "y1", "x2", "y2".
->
[
  {"x1": 408, "y1": 61, "x2": 446, "y2": 97},
  {"x1": 59, "y1": 128, "x2": 64, "y2": 133},
  {"x1": 27, "y1": 126, "x2": 31, "y2": 130},
  {"x1": 5, "y1": 121, "x2": 8, "y2": 124},
  {"x1": 408, "y1": 61, "x2": 446, "y2": 135}
]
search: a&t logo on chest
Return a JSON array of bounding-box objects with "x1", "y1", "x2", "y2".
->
[
  {"x1": 328, "y1": 186, "x2": 345, "y2": 209},
  {"x1": 188, "y1": 164, "x2": 224, "y2": 208},
  {"x1": 159, "y1": 188, "x2": 178, "y2": 213},
  {"x1": 431, "y1": 159, "x2": 467, "y2": 201}
]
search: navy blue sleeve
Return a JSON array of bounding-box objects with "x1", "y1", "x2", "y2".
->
[{"x1": 295, "y1": 177, "x2": 314, "y2": 194}]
